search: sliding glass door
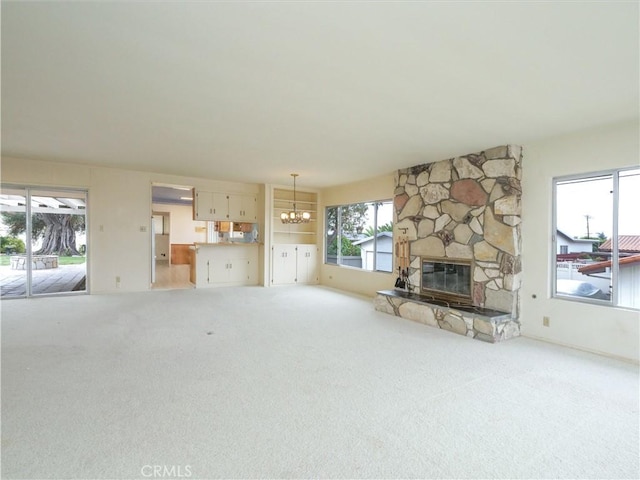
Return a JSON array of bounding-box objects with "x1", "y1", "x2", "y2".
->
[
  {"x1": 0, "y1": 186, "x2": 28, "y2": 297},
  {"x1": 0, "y1": 185, "x2": 87, "y2": 298}
]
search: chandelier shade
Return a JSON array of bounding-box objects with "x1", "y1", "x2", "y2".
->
[{"x1": 281, "y1": 174, "x2": 310, "y2": 224}]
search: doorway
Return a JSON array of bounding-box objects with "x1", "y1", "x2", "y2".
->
[
  {"x1": 0, "y1": 185, "x2": 88, "y2": 298},
  {"x1": 151, "y1": 184, "x2": 198, "y2": 290}
]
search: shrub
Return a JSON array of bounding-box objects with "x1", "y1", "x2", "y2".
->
[
  {"x1": 0, "y1": 236, "x2": 26, "y2": 254},
  {"x1": 327, "y1": 236, "x2": 361, "y2": 256}
]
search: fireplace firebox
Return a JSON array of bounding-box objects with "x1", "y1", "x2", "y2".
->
[{"x1": 421, "y1": 257, "x2": 473, "y2": 304}]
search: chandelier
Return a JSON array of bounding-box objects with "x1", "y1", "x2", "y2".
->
[{"x1": 280, "y1": 173, "x2": 311, "y2": 224}]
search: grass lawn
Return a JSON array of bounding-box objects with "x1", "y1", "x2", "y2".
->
[{"x1": 0, "y1": 255, "x2": 86, "y2": 266}]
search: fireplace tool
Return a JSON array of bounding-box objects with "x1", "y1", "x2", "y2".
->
[
  {"x1": 402, "y1": 237, "x2": 412, "y2": 291},
  {"x1": 395, "y1": 237, "x2": 409, "y2": 290},
  {"x1": 394, "y1": 238, "x2": 404, "y2": 288}
]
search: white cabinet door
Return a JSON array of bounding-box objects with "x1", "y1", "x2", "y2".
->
[
  {"x1": 272, "y1": 244, "x2": 297, "y2": 285},
  {"x1": 194, "y1": 191, "x2": 228, "y2": 221},
  {"x1": 211, "y1": 192, "x2": 229, "y2": 220},
  {"x1": 194, "y1": 190, "x2": 215, "y2": 220},
  {"x1": 241, "y1": 194, "x2": 257, "y2": 221},
  {"x1": 297, "y1": 245, "x2": 319, "y2": 284},
  {"x1": 228, "y1": 249, "x2": 258, "y2": 284},
  {"x1": 208, "y1": 256, "x2": 229, "y2": 284},
  {"x1": 228, "y1": 194, "x2": 257, "y2": 222},
  {"x1": 201, "y1": 246, "x2": 258, "y2": 286},
  {"x1": 194, "y1": 191, "x2": 256, "y2": 222}
]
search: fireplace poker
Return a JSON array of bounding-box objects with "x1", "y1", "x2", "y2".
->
[
  {"x1": 403, "y1": 238, "x2": 408, "y2": 285},
  {"x1": 395, "y1": 238, "x2": 405, "y2": 289},
  {"x1": 403, "y1": 237, "x2": 412, "y2": 291}
]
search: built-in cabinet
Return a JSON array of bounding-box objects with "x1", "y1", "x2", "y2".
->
[
  {"x1": 193, "y1": 189, "x2": 257, "y2": 222},
  {"x1": 270, "y1": 186, "x2": 319, "y2": 286},
  {"x1": 193, "y1": 244, "x2": 259, "y2": 288},
  {"x1": 272, "y1": 188, "x2": 317, "y2": 245},
  {"x1": 271, "y1": 244, "x2": 319, "y2": 285}
]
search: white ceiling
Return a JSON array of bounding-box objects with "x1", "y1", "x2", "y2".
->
[{"x1": 1, "y1": 2, "x2": 638, "y2": 188}]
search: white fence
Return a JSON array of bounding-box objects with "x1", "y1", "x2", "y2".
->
[{"x1": 556, "y1": 261, "x2": 610, "y2": 293}]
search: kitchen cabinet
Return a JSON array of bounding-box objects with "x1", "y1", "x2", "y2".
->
[
  {"x1": 208, "y1": 255, "x2": 255, "y2": 285},
  {"x1": 193, "y1": 190, "x2": 228, "y2": 221},
  {"x1": 193, "y1": 189, "x2": 257, "y2": 222},
  {"x1": 271, "y1": 244, "x2": 318, "y2": 285},
  {"x1": 193, "y1": 244, "x2": 259, "y2": 288},
  {"x1": 228, "y1": 193, "x2": 257, "y2": 222}
]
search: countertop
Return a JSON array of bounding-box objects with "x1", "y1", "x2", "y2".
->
[{"x1": 191, "y1": 242, "x2": 262, "y2": 249}]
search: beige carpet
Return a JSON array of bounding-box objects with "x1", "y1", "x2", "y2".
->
[{"x1": 1, "y1": 286, "x2": 638, "y2": 479}]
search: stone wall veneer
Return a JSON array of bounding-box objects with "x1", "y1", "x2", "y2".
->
[{"x1": 381, "y1": 145, "x2": 523, "y2": 341}]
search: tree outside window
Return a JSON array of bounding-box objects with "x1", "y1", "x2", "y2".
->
[{"x1": 325, "y1": 201, "x2": 393, "y2": 272}]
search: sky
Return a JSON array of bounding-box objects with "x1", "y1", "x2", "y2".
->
[{"x1": 556, "y1": 168, "x2": 639, "y2": 239}]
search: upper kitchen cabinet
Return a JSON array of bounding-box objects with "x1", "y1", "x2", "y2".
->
[
  {"x1": 193, "y1": 189, "x2": 257, "y2": 222},
  {"x1": 193, "y1": 190, "x2": 229, "y2": 221},
  {"x1": 228, "y1": 193, "x2": 257, "y2": 222}
]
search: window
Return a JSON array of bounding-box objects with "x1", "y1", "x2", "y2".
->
[
  {"x1": 553, "y1": 167, "x2": 640, "y2": 309},
  {"x1": 560, "y1": 245, "x2": 568, "y2": 254},
  {"x1": 325, "y1": 200, "x2": 393, "y2": 272}
]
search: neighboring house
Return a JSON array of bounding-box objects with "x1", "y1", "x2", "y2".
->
[
  {"x1": 556, "y1": 229, "x2": 599, "y2": 255},
  {"x1": 352, "y1": 231, "x2": 393, "y2": 272},
  {"x1": 578, "y1": 235, "x2": 640, "y2": 308},
  {"x1": 598, "y1": 235, "x2": 640, "y2": 255}
]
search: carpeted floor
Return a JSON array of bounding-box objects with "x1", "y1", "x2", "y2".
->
[{"x1": 1, "y1": 286, "x2": 638, "y2": 479}]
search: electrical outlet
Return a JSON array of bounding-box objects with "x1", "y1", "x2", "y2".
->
[{"x1": 543, "y1": 316, "x2": 550, "y2": 327}]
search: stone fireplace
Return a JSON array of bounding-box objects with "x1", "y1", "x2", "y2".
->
[{"x1": 374, "y1": 145, "x2": 522, "y2": 342}]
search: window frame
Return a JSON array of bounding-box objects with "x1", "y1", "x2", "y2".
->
[{"x1": 552, "y1": 166, "x2": 638, "y2": 310}]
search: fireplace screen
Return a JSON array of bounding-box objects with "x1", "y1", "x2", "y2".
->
[{"x1": 421, "y1": 257, "x2": 472, "y2": 302}]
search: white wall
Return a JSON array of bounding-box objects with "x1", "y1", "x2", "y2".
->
[
  {"x1": 151, "y1": 203, "x2": 206, "y2": 244},
  {"x1": 319, "y1": 174, "x2": 396, "y2": 297},
  {"x1": 522, "y1": 120, "x2": 639, "y2": 362},
  {"x1": 1, "y1": 157, "x2": 261, "y2": 293}
]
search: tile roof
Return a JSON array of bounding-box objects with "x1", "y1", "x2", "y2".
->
[{"x1": 599, "y1": 235, "x2": 640, "y2": 253}]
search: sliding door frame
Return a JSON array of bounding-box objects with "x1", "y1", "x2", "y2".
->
[{"x1": 1, "y1": 183, "x2": 89, "y2": 298}]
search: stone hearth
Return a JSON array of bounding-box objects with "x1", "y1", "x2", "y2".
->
[{"x1": 375, "y1": 290, "x2": 518, "y2": 343}]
